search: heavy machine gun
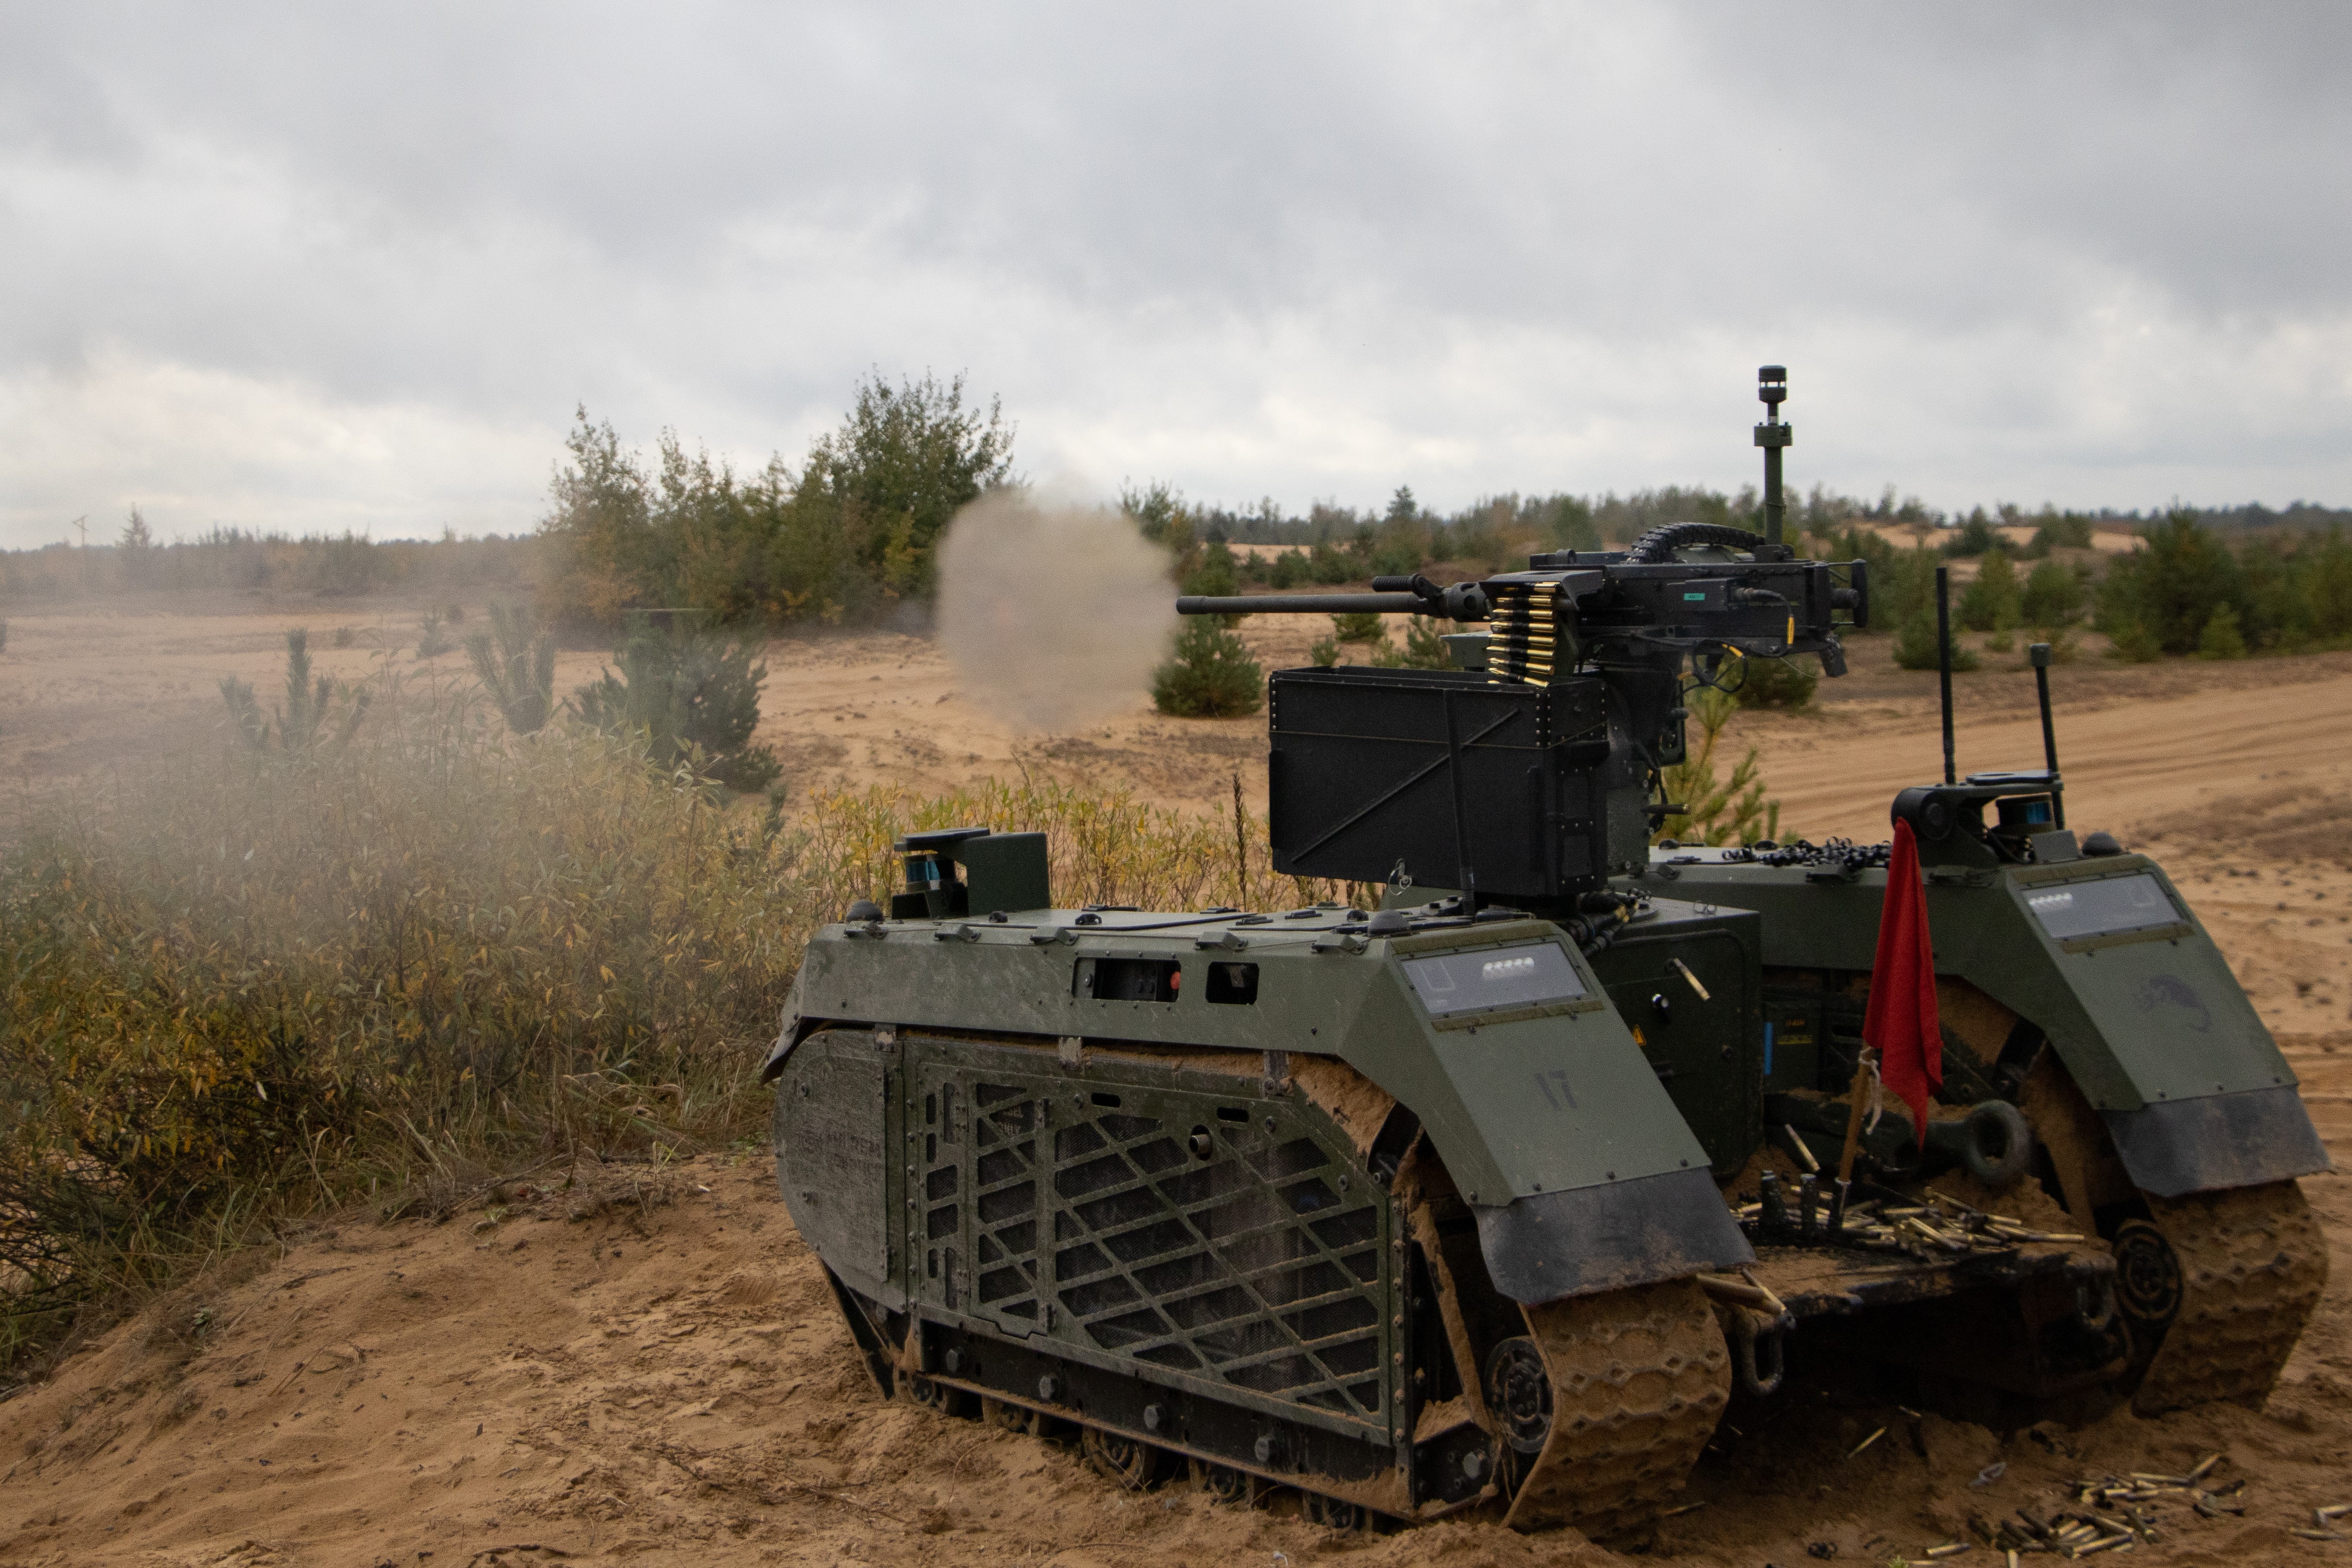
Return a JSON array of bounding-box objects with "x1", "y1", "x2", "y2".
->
[{"x1": 1177, "y1": 368, "x2": 1867, "y2": 911}]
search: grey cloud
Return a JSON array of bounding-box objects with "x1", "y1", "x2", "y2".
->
[{"x1": 1, "y1": 2, "x2": 2349, "y2": 547}]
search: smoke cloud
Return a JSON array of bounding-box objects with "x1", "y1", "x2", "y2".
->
[{"x1": 935, "y1": 493, "x2": 1177, "y2": 732}]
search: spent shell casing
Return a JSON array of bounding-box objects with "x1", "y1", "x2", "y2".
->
[
  {"x1": 1925, "y1": 1544, "x2": 1972, "y2": 1559},
  {"x1": 1850, "y1": 1426, "x2": 1887, "y2": 1457},
  {"x1": 2317, "y1": 1504, "x2": 2352, "y2": 1521},
  {"x1": 2186, "y1": 1454, "x2": 2221, "y2": 1482},
  {"x1": 1827, "y1": 1176, "x2": 1851, "y2": 1236}
]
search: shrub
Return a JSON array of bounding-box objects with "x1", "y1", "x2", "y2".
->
[
  {"x1": 2021, "y1": 559, "x2": 2086, "y2": 626},
  {"x1": 2107, "y1": 619, "x2": 2162, "y2": 663},
  {"x1": 1309, "y1": 634, "x2": 1340, "y2": 668},
  {"x1": 2099, "y1": 511, "x2": 2240, "y2": 654},
  {"x1": 0, "y1": 705, "x2": 809, "y2": 1358},
  {"x1": 1400, "y1": 616, "x2": 1453, "y2": 669},
  {"x1": 219, "y1": 629, "x2": 370, "y2": 754},
  {"x1": 466, "y1": 601, "x2": 558, "y2": 734},
  {"x1": 1654, "y1": 686, "x2": 1779, "y2": 847},
  {"x1": 1957, "y1": 550, "x2": 2021, "y2": 632},
  {"x1": 568, "y1": 615, "x2": 782, "y2": 792},
  {"x1": 0, "y1": 619, "x2": 8, "y2": 654},
  {"x1": 1181, "y1": 540, "x2": 1240, "y2": 600},
  {"x1": 1332, "y1": 611, "x2": 1387, "y2": 644},
  {"x1": 1940, "y1": 511, "x2": 2002, "y2": 558},
  {"x1": 1267, "y1": 549, "x2": 1307, "y2": 589},
  {"x1": 1893, "y1": 606, "x2": 1980, "y2": 672},
  {"x1": 1730, "y1": 653, "x2": 1818, "y2": 710},
  {"x1": 414, "y1": 609, "x2": 454, "y2": 659},
  {"x1": 331, "y1": 625, "x2": 356, "y2": 649},
  {"x1": 1151, "y1": 619, "x2": 1263, "y2": 717},
  {"x1": 2197, "y1": 603, "x2": 2248, "y2": 660},
  {"x1": 1308, "y1": 543, "x2": 1353, "y2": 585}
]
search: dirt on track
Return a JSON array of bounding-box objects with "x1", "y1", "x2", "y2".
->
[{"x1": 4, "y1": 601, "x2": 2352, "y2": 1566}]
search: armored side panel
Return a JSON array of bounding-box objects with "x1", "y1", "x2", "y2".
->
[
  {"x1": 1653, "y1": 850, "x2": 2329, "y2": 1195},
  {"x1": 778, "y1": 910, "x2": 1748, "y2": 1303},
  {"x1": 1584, "y1": 899, "x2": 1764, "y2": 1177}
]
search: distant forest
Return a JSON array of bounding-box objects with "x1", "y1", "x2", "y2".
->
[{"x1": 4, "y1": 374, "x2": 2350, "y2": 658}]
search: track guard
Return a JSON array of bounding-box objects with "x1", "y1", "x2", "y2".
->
[{"x1": 1473, "y1": 1170, "x2": 1753, "y2": 1304}]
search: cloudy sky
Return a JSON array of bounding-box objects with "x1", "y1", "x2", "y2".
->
[{"x1": 2, "y1": 3, "x2": 2347, "y2": 549}]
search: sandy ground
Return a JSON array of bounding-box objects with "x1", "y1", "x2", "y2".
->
[
  {"x1": 0, "y1": 1076, "x2": 2342, "y2": 1568},
  {"x1": 2, "y1": 593, "x2": 2351, "y2": 1565}
]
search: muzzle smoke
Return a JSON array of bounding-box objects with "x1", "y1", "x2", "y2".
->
[{"x1": 936, "y1": 491, "x2": 1176, "y2": 732}]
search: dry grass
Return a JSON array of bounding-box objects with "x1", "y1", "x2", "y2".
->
[{"x1": 0, "y1": 680, "x2": 1359, "y2": 1374}]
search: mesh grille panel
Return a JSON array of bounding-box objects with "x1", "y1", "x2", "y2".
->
[{"x1": 910, "y1": 1058, "x2": 1392, "y2": 1430}]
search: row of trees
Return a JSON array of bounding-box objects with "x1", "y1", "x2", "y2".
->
[
  {"x1": 535, "y1": 374, "x2": 1012, "y2": 639},
  {"x1": 0, "y1": 520, "x2": 536, "y2": 600}
]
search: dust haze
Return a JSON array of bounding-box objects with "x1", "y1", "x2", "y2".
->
[{"x1": 935, "y1": 492, "x2": 1177, "y2": 732}]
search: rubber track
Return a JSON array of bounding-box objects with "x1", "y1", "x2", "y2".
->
[
  {"x1": 2134, "y1": 1179, "x2": 2328, "y2": 1414},
  {"x1": 1502, "y1": 1276, "x2": 1730, "y2": 1537}
]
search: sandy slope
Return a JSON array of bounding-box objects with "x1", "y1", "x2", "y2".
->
[{"x1": 0, "y1": 1070, "x2": 2342, "y2": 1568}]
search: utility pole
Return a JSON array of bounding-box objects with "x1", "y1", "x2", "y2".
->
[{"x1": 71, "y1": 515, "x2": 88, "y2": 592}]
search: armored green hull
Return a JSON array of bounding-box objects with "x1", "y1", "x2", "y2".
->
[{"x1": 762, "y1": 871, "x2": 2268, "y2": 1531}]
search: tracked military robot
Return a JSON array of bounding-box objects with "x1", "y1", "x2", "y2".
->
[{"x1": 764, "y1": 368, "x2": 2329, "y2": 1535}]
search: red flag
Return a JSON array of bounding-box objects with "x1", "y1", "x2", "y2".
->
[{"x1": 1864, "y1": 819, "x2": 1942, "y2": 1137}]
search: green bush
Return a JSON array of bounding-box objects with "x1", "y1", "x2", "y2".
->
[
  {"x1": 1308, "y1": 543, "x2": 1353, "y2": 585},
  {"x1": 1332, "y1": 611, "x2": 1387, "y2": 644},
  {"x1": 1267, "y1": 549, "x2": 1307, "y2": 589},
  {"x1": 2021, "y1": 558, "x2": 2087, "y2": 626},
  {"x1": 1957, "y1": 550, "x2": 2021, "y2": 632},
  {"x1": 2106, "y1": 619, "x2": 2162, "y2": 663},
  {"x1": 220, "y1": 629, "x2": 370, "y2": 754},
  {"x1": 1372, "y1": 616, "x2": 1453, "y2": 670},
  {"x1": 2097, "y1": 511, "x2": 2240, "y2": 654},
  {"x1": 538, "y1": 373, "x2": 1012, "y2": 638},
  {"x1": 466, "y1": 601, "x2": 557, "y2": 734},
  {"x1": 2197, "y1": 603, "x2": 2248, "y2": 660},
  {"x1": 1151, "y1": 619, "x2": 1264, "y2": 717},
  {"x1": 414, "y1": 609, "x2": 454, "y2": 659},
  {"x1": 1181, "y1": 540, "x2": 1240, "y2": 599},
  {"x1": 1940, "y1": 511, "x2": 2002, "y2": 558},
  {"x1": 1730, "y1": 653, "x2": 1818, "y2": 710},
  {"x1": 1893, "y1": 606, "x2": 1979, "y2": 672},
  {"x1": 568, "y1": 615, "x2": 781, "y2": 792},
  {"x1": 1309, "y1": 634, "x2": 1340, "y2": 668},
  {"x1": 2025, "y1": 512, "x2": 2095, "y2": 555}
]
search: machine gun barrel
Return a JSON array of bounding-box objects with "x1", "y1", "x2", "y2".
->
[{"x1": 1176, "y1": 592, "x2": 1431, "y2": 616}]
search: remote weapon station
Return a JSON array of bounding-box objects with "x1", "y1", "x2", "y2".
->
[{"x1": 766, "y1": 369, "x2": 2328, "y2": 1536}]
